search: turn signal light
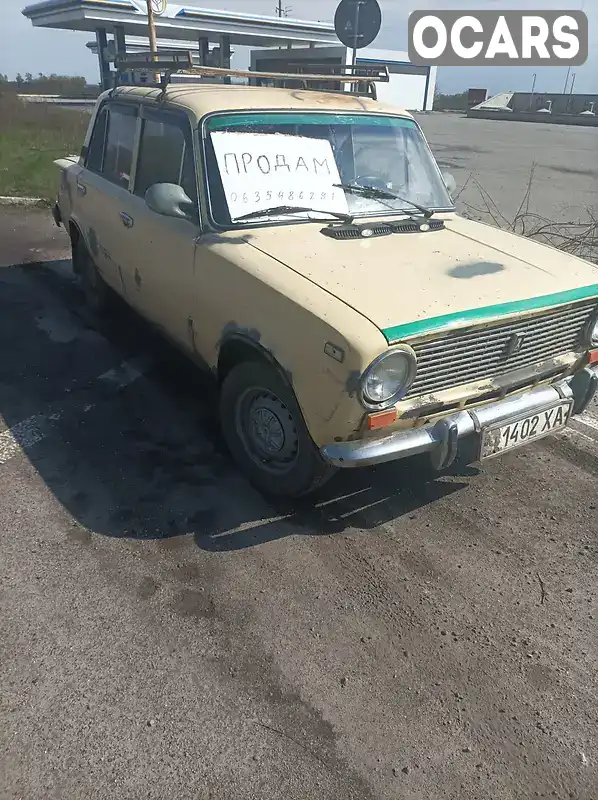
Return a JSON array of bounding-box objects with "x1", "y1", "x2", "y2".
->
[
  {"x1": 367, "y1": 408, "x2": 398, "y2": 430},
  {"x1": 588, "y1": 350, "x2": 598, "y2": 365}
]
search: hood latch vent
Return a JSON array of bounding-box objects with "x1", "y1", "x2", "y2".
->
[{"x1": 320, "y1": 218, "x2": 445, "y2": 240}]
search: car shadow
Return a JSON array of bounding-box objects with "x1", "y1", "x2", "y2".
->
[
  {"x1": 0, "y1": 257, "x2": 476, "y2": 551},
  {"x1": 190, "y1": 459, "x2": 475, "y2": 552}
]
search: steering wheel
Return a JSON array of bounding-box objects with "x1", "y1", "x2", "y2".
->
[{"x1": 353, "y1": 174, "x2": 389, "y2": 192}]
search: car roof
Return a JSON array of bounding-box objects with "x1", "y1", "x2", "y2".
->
[{"x1": 102, "y1": 84, "x2": 413, "y2": 121}]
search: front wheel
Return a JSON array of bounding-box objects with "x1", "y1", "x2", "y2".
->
[{"x1": 219, "y1": 361, "x2": 335, "y2": 498}]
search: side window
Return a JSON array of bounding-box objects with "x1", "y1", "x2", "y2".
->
[
  {"x1": 102, "y1": 104, "x2": 138, "y2": 190},
  {"x1": 180, "y1": 138, "x2": 197, "y2": 202},
  {"x1": 85, "y1": 106, "x2": 108, "y2": 173},
  {"x1": 134, "y1": 113, "x2": 197, "y2": 203}
]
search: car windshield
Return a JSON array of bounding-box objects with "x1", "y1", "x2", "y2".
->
[{"x1": 203, "y1": 111, "x2": 454, "y2": 227}]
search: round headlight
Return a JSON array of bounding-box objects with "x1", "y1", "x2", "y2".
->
[
  {"x1": 361, "y1": 347, "x2": 417, "y2": 405},
  {"x1": 590, "y1": 317, "x2": 598, "y2": 347}
]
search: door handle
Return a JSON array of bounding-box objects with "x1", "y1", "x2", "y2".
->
[
  {"x1": 76, "y1": 182, "x2": 87, "y2": 196},
  {"x1": 120, "y1": 212, "x2": 134, "y2": 228}
]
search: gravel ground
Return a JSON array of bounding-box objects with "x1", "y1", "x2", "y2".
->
[{"x1": 0, "y1": 199, "x2": 597, "y2": 800}]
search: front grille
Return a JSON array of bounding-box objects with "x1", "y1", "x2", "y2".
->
[{"x1": 406, "y1": 299, "x2": 597, "y2": 398}]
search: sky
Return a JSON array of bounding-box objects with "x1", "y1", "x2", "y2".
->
[{"x1": 1, "y1": 0, "x2": 595, "y2": 95}]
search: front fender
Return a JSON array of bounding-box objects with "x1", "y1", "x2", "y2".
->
[{"x1": 192, "y1": 236, "x2": 388, "y2": 445}]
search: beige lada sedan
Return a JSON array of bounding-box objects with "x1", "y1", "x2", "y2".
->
[{"x1": 53, "y1": 80, "x2": 598, "y2": 498}]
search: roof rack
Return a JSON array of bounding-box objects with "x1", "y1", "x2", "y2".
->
[{"x1": 113, "y1": 51, "x2": 389, "y2": 100}]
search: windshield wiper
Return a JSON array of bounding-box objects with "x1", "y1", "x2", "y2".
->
[
  {"x1": 333, "y1": 183, "x2": 435, "y2": 219},
  {"x1": 234, "y1": 205, "x2": 354, "y2": 223}
]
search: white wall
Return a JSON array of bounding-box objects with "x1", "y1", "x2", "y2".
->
[
  {"x1": 376, "y1": 73, "x2": 429, "y2": 112},
  {"x1": 426, "y1": 67, "x2": 437, "y2": 111},
  {"x1": 357, "y1": 48, "x2": 436, "y2": 111}
]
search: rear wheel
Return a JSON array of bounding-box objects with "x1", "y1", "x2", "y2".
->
[{"x1": 220, "y1": 361, "x2": 335, "y2": 498}]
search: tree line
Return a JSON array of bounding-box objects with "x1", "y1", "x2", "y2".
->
[
  {"x1": 432, "y1": 90, "x2": 470, "y2": 111},
  {"x1": 0, "y1": 72, "x2": 473, "y2": 108},
  {"x1": 0, "y1": 73, "x2": 99, "y2": 97}
]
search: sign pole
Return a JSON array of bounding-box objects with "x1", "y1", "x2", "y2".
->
[
  {"x1": 146, "y1": 0, "x2": 159, "y2": 82},
  {"x1": 351, "y1": 0, "x2": 360, "y2": 67},
  {"x1": 334, "y1": 0, "x2": 381, "y2": 92},
  {"x1": 351, "y1": 0, "x2": 361, "y2": 93}
]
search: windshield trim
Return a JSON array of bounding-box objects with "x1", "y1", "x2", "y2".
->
[{"x1": 199, "y1": 108, "x2": 456, "y2": 233}]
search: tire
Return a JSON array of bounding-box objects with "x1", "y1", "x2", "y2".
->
[
  {"x1": 220, "y1": 361, "x2": 336, "y2": 499},
  {"x1": 75, "y1": 237, "x2": 112, "y2": 319}
]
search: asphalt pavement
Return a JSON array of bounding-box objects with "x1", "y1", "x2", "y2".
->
[
  {"x1": 414, "y1": 112, "x2": 598, "y2": 227},
  {"x1": 1, "y1": 207, "x2": 597, "y2": 800}
]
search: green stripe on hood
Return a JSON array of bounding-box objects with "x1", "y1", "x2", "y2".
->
[{"x1": 383, "y1": 284, "x2": 598, "y2": 343}]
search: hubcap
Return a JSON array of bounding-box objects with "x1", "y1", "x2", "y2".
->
[
  {"x1": 251, "y1": 405, "x2": 285, "y2": 454},
  {"x1": 236, "y1": 388, "x2": 299, "y2": 474}
]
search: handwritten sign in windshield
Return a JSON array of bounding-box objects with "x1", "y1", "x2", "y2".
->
[{"x1": 211, "y1": 131, "x2": 349, "y2": 220}]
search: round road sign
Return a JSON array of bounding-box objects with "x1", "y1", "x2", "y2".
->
[{"x1": 334, "y1": 0, "x2": 382, "y2": 50}]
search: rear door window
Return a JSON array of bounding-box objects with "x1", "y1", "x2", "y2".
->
[
  {"x1": 85, "y1": 106, "x2": 108, "y2": 173},
  {"x1": 102, "y1": 104, "x2": 138, "y2": 190}
]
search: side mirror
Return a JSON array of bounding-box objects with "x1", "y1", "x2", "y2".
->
[
  {"x1": 145, "y1": 182, "x2": 197, "y2": 222},
  {"x1": 442, "y1": 171, "x2": 457, "y2": 197}
]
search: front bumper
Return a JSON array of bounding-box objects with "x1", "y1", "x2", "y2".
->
[{"x1": 320, "y1": 365, "x2": 598, "y2": 469}]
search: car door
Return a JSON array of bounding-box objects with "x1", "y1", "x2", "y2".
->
[
  {"x1": 75, "y1": 101, "x2": 139, "y2": 295},
  {"x1": 115, "y1": 106, "x2": 199, "y2": 351}
]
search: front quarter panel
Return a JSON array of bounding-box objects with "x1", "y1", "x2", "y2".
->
[{"x1": 192, "y1": 233, "x2": 387, "y2": 445}]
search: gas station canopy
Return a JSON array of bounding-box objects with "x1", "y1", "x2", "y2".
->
[
  {"x1": 21, "y1": 0, "x2": 339, "y2": 47},
  {"x1": 21, "y1": 0, "x2": 436, "y2": 110}
]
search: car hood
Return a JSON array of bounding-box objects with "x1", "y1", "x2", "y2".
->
[{"x1": 245, "y1": 215, "x2": 598, "y2": 341}]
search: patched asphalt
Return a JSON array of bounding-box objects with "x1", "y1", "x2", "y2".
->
[{"x1": 1, "y1": 206, "x2": 597, "y2": 800}]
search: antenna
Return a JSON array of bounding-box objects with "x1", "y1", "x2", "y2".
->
[
  {"x1": 563, "y1": 65, "x2": 571, "y2": 94},
  {"x1": 276, "y1": 1, "x2": 291, "y2": 17}
]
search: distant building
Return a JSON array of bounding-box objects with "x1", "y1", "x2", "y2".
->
[
  {"x1": 467, "y1": 88, "x2": 487, "y2": 109},
  {"x1": 468, "y1": 91, "x2": 598, "y2": 126}
]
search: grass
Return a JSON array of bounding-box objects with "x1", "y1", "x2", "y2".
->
[{"x1": 0, "y1": 89, "x2": 89, "y2": 200}]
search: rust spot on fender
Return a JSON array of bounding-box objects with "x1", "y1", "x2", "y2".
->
[
  {"x1": 345, "y1": 370, "x2": 361, "y2": 398},
  {"x1": 219, "y1": 321, "x2": 262, "y2": 347}
]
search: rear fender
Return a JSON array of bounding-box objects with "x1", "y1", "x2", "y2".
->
[{"x1": 54, "y1": 161, "x2": 82, "y2": 236}]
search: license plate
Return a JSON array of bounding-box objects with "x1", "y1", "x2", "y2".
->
[{"x1": 480, "y1": 401, "x2": 572, "y2": 460}]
